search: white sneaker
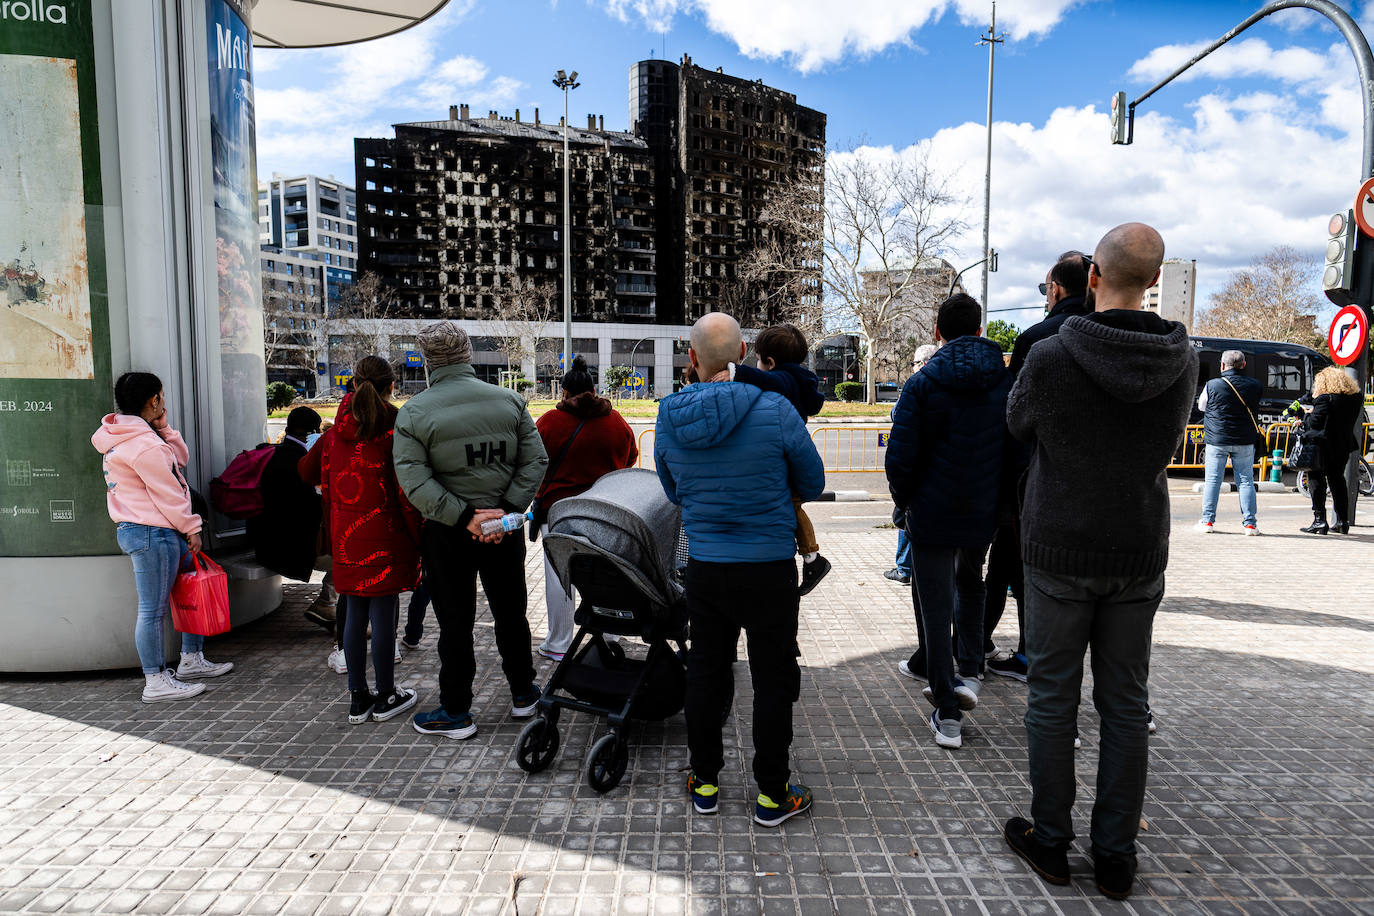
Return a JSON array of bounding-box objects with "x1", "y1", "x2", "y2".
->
[
  {"x1": 141, "y1": 670, "x2": 205, "y2": 703},
  {"x1": 897, "y1": 660, "x2": 918, "y2": 680},
  {"x1": 1244, "y1": 525, "x2": 1260, "y2": 536},
  {"x1": 327, "y1": 647, "x2": 347, "y2": 674},
  {"x1": 953, "y1": 677, "x2": 982, "y2": 710},
  {"x1": 175, "y1": 652, "x2": 234, "y2": 680},
  {"x1": 1195, "y1": 521, "x2": 1215, "y2": 533},
  {"x1": 929, "y1": 710, "x2": 962, "y2": 749}
]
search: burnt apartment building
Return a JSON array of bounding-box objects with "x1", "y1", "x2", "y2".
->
[
  {"x1": 355, "y1": 107, "x2": 658, "y2": 322},
  {"x1": 630, "y1": 55, "x2": 827, "y2": 325}
]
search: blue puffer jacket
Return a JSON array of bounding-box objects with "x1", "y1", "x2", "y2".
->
[
  {"x1": 655, "y1": 382, "x2": 825, "y2": 563},
  {"x1": 885, "y1": 335, "x2": 1012, "y2": 548}
]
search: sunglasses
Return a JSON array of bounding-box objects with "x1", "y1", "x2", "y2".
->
[{"x1": 1039, "y1": 255, "x2": 1100, "y2": 296}]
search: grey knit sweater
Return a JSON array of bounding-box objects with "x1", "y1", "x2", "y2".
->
[{"x1": 1006, "y1": 310, "x2": 1197, "y2": 578}]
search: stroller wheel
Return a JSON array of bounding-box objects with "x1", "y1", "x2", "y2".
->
[
  {"x1": 516, "y1": 717, "x2": 560, "y2": 773},
  {"x1": 586, "y1": 733, "x2": 629, "y2": 792}
]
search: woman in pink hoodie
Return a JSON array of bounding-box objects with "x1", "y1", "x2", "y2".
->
[{"x1": 92, "y1": 372, "x2": 234, "y2": 702}]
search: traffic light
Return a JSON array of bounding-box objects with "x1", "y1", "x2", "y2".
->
[
  {"x1": 1110, "y1": 91, "x2": 1130, "y2": 145},
  {"x1": 1323, "y1": 209, "x2": 1357, "y2": 306},
  {"x1": 988, "y1": 249, "x2": 999, "y2": 272}
]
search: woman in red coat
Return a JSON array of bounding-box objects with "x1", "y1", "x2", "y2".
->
[
  {"x1": 534, "y1": 356, "x2": 639, "y2": 660},
  {"x1": 307, "y1": 356, "x2": 421, "y2": 724}
]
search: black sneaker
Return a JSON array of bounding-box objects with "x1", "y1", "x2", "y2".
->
[
  {"x1": 882, "y1": 567, "x2": 911, "y2": 585},
  {"x1": 511, "y1": 685, "x2": 542, "y2": 718},
  {"x1": 1094, "y1": 853, "x2": 1135, "y2": 900},
  {"x1": 987, "y1": 652, "x2": 1029, "y2": 683},
  {"x1": 348, "y1": 690, "x2": 377, "y2": 724},
  {"x1": 1004, "y1": 816, "x2": 1070, "y2": 886},
  {"x1": 798, "y1": 555, "x2": 832, "y2": 597},
  {"x1": 372, "y1": 687, "x2": 418, "y2": 722}
]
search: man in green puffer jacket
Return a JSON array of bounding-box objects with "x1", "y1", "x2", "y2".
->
[{"x1": 393, "y1": 321, "x2": 549, "y2": 741}]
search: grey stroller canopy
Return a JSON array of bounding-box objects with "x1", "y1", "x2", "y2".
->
[{"x1": 542, "y1": 468, "x2": 684, "y2": 612}]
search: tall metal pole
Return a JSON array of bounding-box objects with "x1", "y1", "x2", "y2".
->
[
  {"x1": 561, "y1": 85, "x2": 572, "y2": 368},
  {"x1": 978, "y1": 4, "x2": 1003, "y2": 329},
  {"x1": 1115, "y1": 0, "x2": 1374, "y2": 523}
]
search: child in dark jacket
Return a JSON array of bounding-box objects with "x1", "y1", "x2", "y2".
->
[{"x1": 726, "y1": 324, "x2": 831, "y2": 596}]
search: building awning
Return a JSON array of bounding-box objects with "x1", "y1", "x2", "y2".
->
[{"x1": 251, "y1": 0, "x2": 452, "y2": 49}]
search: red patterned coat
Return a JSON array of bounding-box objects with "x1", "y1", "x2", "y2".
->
[{"x1": 304, "y1": 395, "x2": 421, "y2": 596}]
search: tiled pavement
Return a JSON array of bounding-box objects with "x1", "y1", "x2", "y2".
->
[{"x1": 1, "y1": 517, "x2": 1373, "y2": 915}]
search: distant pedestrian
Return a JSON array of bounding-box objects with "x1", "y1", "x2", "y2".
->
[
  {"x1": 721, "y1": 324, "x2": 831, "y2": 596},
  {"x1": 248, "y1": 406, "x2": 323, "y2": 581},
  {"x1": 987, "y1": 251, "x2": 1090, "y2": 683},
  {"x1": 394, "y1": 321, "x2": 548, "y2": 740},
  {"x1": 1195, "y1": 350, "x2": 1263, "y2": 535},
  {"x1": 1003, "y1": 223, "x2": 1196, "y2": 900},
  {"x1": 93, "y1": 371, "x2": 234, "y2": 703},
  {"x1": 885, "y1": 293, "x2": 1011, "y2": 751},
  {"x1": 307, "y1": 356, "x2": 421, "y2": 725},
  {"x1": 1298, "y1": 366, "x2": 1364, "y2": 535},
  {"x1": 656, "y1": 313, "x2": 825, "y2": 826},
  {"x1": 534, "y1": 355, "x2": 638, "y2": 661},
  {"x1": 885, "y1": 344, "x2": 938, "y2": 589}
]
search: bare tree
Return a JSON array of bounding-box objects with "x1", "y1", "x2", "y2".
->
[
  {"x1": 1195, "y1": 246, "x2": 1324, "y2": 349},
  {"x1": 326, "y1": 271, "x2": 398, "y2": 379},
  {"x1": 742, "y1": 146, "x2": 967, "y2": 402},
  {"x1": 489, "y1": 277, "x2": 559, "y2": 382},
  {"x1": 262, "y1": 273, "x2": 322, "y2": 390}
]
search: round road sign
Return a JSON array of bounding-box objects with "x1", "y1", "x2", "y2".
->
[
  {"x1": 1354, "y1": 176, "x2": 1374, "y2": 238},
  {"x1": 1328, "y1": 304, "x2": 1368, "y2": 367}
]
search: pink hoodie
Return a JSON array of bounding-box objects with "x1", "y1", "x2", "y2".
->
[{"x1": 91, "y1": 413, "x2": 202, "y2": 535}]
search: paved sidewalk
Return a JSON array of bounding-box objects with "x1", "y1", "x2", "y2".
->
[{"x1": 1, "y1": 519, "x2": 1372, "y2": 915}]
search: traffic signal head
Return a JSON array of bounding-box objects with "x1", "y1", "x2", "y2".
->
[
  {"x1": 1110, "y1": 91, "x2": 1130, "y2": 145},
  {"x1": 1324, "y1": 209, "x2": 1356, "y2": 306}
]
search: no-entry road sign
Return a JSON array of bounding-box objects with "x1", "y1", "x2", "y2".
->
[
  {"x1": 1328, "y1": 304, "x2": 1369, "y2": 366},
  {"x1": 1355, "y1": 176, "x2": 1374, "y2": 238}
]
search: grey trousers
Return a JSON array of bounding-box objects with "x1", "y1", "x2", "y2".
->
[{"x1": 1023, "y1": 564, "x2": 1163, "y2": 862}]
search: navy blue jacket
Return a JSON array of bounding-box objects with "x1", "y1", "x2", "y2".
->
[
  {"x1": 885, "y1": 335, "x2": 1013, "y2": 548},
  {"x1": 655, "y1": 382, "x2": 825, "y2": 563},
  {"x1": 732, "y1": 362, "x2": 825, "y2": 419},
  {"x1": 1200, "y1": 370, "x2": 1262, "y2": 447}
]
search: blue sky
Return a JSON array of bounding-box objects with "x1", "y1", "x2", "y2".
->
[{"x1": 255, "y1": 0, "x2": 1373, "y2": 330}]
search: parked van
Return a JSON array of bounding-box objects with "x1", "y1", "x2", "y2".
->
[{"x1": 1190, "y1": 336, "x2": 1330, "y2": 426}]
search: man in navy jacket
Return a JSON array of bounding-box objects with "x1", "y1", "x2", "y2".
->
[
  {"x1": 655, "y1": 312, "x2": 825, "y2": 827},
  {"x1": 885, "y1": 293, "x2": 1012, "y2": 750}
]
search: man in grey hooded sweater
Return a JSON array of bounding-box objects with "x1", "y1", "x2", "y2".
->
[{"x1": 1002, "y1": 223, "x2": 1197, "y2": 901}]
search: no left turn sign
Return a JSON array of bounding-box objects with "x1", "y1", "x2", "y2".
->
[{"x1": 1328, "y1": 304, "x2": 1368, "y2": 366}]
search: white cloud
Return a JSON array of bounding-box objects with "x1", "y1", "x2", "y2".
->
[
  {"x1": 594, "y1": 0, "x2": 1082, "y2": 72},
  {"x1": 848, "y1": 83, "x2": 1360, "y2": 330},
  {"x1": 252, "y1": 3, "x2": 523, "y2": 179}
]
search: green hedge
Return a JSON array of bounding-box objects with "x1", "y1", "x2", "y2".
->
[
  {"x1": 835, "y1": 381, "x2": 864, "y2": 402},
  {"x1": 266, "y1": 382, "x2": 296, "y2": 411}
]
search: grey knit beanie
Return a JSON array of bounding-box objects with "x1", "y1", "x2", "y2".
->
[{"x1": 417, "y1": 320, "x2": 472, "y2": 368}]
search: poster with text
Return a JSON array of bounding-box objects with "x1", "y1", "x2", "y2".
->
[{"x1": 0, "y1": 2, "x2": 114, "y2": 557}]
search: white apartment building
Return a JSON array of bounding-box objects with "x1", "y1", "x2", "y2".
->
[
  {"x1": 258, "y1": 173, "x2": 358, "y2": 273},
  {"x1": 1142, "y1": 258, "x2": 1197, "y2": 331}
]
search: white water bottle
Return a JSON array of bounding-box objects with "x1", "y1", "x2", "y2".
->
[{"x1": 480, "y1": 510, "x2": 533, "y2": 537}]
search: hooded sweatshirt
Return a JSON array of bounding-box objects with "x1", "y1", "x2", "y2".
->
[
  {"x1": 1007, "y1": 309, "x2": 1198, "y2": 577},
  {"x1": 654, "y1": 382, "x2": 825, "y2": 563},
  {"x1": 92, "y1": 414, "x2": 201, "y2": 535},
  {"x1": 535, "y1": 391, "x2": 639, "y2": 509},
  {"x1": 884, "y1": 334, "x2": 1013, "y2": 548}
]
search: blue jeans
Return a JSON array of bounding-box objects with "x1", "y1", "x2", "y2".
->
[
  {"x1": 895, "y1": 529, "x2": 911, "y2": 576},
  {"x1": 344, "y1": 593, "x2": 399, "y2": 694},
  {"x1": 1200, "y1": 443, "x2": 1256, "y2": 527},
  {"x1": 1023, "y1": 564, "x2": 1163, "y2": 862},
  {"x1": 116, "y1": 522, "x2": 203, "y2": 675},
  {"x1": 911, "y1": 543, "x2": 989, "y2": 719}
]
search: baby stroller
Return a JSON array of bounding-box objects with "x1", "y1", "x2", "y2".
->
[{"x1": 516, "y1": 468, "x2": 689, "y2": 792}]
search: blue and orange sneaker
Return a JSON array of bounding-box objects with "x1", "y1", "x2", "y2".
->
[
  {"x1": 754, "y1": 783, "x2": 813, "y2": 827},
  {"x1": 687, "y1": 772, "x2": 718, "y2": 815}
]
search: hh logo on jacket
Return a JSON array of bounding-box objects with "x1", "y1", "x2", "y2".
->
[{"x1": 465, "y1": 440, "x2": 508, "y2": 466}]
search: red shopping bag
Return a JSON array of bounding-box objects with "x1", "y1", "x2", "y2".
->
[{"x1": 171, "y1": 553, "x2": 231, "y2": 636}]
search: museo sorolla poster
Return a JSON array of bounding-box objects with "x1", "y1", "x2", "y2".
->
[{"x1": 0, "y1": 54, "x2": 94, "y2": 380}]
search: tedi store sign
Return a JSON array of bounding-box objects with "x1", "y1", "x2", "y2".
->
[{"x1": 0, "y1": 1, "x2": 69, "y2": 23}]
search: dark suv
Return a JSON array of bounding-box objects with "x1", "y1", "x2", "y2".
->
[{"x1": 1190, "y1": 336, "x2": 1330, "y2": 426}]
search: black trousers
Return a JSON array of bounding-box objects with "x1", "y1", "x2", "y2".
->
[
  {"x1": 983, "y1": 518, "x2": 1025, "y2": 656},
  {"x1": 684, "y1": 558, "x2": 800, "y2": 802},
  {"x1": 422, "y1": 520, "x2": 536, "y2": 715},
  {"x1": 1309, "y1": 448, "x2": 1353, "y2": 523}
]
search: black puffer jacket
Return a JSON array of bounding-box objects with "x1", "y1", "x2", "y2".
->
[
  {"x1": 1201, "y1": 370, "x2": 1262, "y2": 447},
  {"x1": 885, "y1": 335, "x2": 1012, "y2": 548}
]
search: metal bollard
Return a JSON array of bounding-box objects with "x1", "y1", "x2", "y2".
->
[{"x1": 1269, "y1": 449, "x2": 1284, "y2": 483}]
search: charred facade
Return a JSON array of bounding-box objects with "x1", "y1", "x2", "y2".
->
[{"x1": 356, "y1": 109, "x2": 658, "y2": 321}]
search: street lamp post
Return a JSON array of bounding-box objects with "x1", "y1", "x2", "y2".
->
[
  {"x1": 977, "y1": 3, "x2": 1004, "y2": 329},
  {"x1": 552, "y1": 69, "x2": 581, "y2": 372},
  {"x1": 1111, "y1": 0, "x2": 1374, "y2": 524}
]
